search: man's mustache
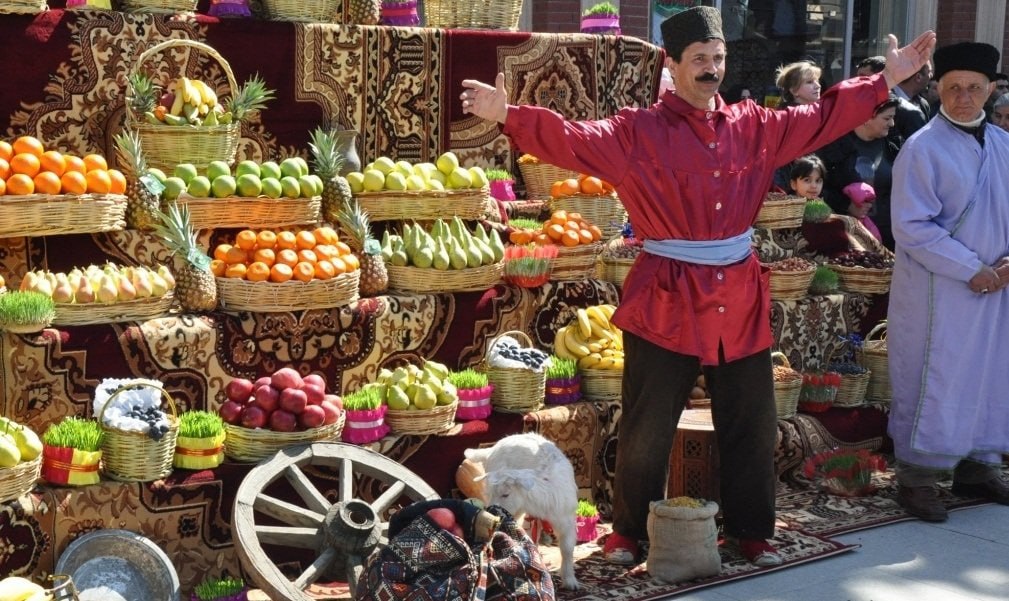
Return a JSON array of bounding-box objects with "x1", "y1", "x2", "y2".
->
[{"x1": 696, "y1": 73, "x2": 720, "y2": 83}]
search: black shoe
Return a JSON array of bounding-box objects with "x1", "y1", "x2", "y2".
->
[
  {"x1": 897, "y1": 485, "x2": 948, "y2": 522},
  {"x1": 951, "y1": 476, "x2": 1009, "y2": 505}
]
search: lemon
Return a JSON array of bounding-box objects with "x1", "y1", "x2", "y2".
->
[
  {"x1": 436, "y1": 151, "x2": 460, "y2": 175},
  {"x1": 373, "y1": 156, "x2": 396, "y2": 175},
  {"x1": 346, "y1": 172, "x2": 365, "y2": 193},
  {"x1": 385, "y1": 172, "x2": 408, "y2": 191}
]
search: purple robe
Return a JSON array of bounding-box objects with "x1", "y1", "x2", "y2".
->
[{"x1": 888, "y1": 117, "x2": 1009, "y2": 470}]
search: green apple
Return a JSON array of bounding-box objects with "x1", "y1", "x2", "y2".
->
[
  {"x1": 211, "y1": 175, "x2": 237, "y2": 198},
  {"x1": 259, "y1": 161, "x2": 282, "y2": 180},
  {"x1": 373, "y1": 156, "x2": 396, "y2": 175},
  {"x1": 427, "y1": 170, "x2": 447, "y2": 186},
  {"x1": 187, "y1": 175, "x2": 212, "y2": 198},
  {"x1": 173, "y1": 163, "x2": 199, "y2": 185},
  {"x1": 346, "y1": 172, "x2": 365, "y2": 193},
  {"x1": 469, "y1": 166, "x2": 489, "y2": 188},
  {"x1": 395, "y1": 160, "x2": 414, "y2": 177},
  {"x1": 436, "y1": 151, "x2": 459, "y2": 175},
  {"x1": 279, "y1": 176, "x2": 301, "y2": 198},
  {"x1": 163, "y1": 177, "x2": 187, "y2": 201},
  {"x1": 308, "y1": 174, "x2": 325, "y2": 196},
  {"x1": 362, "y1": 169, "x2": 386, "y2": 192},
  {"x1": 280, "y1": 158, "x2": 302, "y2": 179},
  {"x1": 206, "y1": 160, "x2": 231, "y2": 181},
  {"x1": 428, "y1": 179, "x2": 445, "y2": 192},
  {"x1": 405, "y1": 174, "x2": 428, "y2": 191},
  {"x1": 235, "y1": 160, "x2": 261, "y2": 178},
  {"x1": 146, "y1": 167, "x2": 168, "y2": 185},
  {"x1": 447, "y1": 166, "x2": 473, "y2": 189},
  {"x1": 261, "y1": 177, "x2": 283, "y2": 199},
  {"x1": 297, "y1": 174, "x2": 318, "y2": 197},
  {"x1": 293, "y1": 157, "x2": 310, "y2": 177},
  {"x1": 236, "y1": 173, "x2": 262, "y2": 197},
  {"x1": 385, "y1": 172, "x2": 407, "y2": 191}
]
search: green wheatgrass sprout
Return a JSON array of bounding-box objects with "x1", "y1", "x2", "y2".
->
[
  {"x1": 448, "y1": 368, "x2": 489, "y2": 390},
  {"x1": 195, "y1": 576, "x2": 245, "y2": 601},
  {"x1": 584, "y1": 1, "x2": 618, "y2": 16},
  {"x1": 0, "y1": 291, "x2": 56, "y2": 326},
  {"x1": 343, "y1": 386, "x2": 382, "y2": 411},
  {"x1": 809, "y1": 264, "x2": 840, "y2": 295},
  {"x1": 803, "y1": 198, "x2": 833, "y2": 223},
  {"x1": 178, "y1": 410, "x2": 224, "y2": 439},
  {"x1": 576, "y1": 498, "x2": 599, "y2": 517},
  {"x1": 485, "y1": 169, "x2": 513, "y2": 182},
  {"x1": 546, "y1": 356, "x2": 577, "y2": 380},
  {"x1": 509, "y1": 218, "x2": 543, "y2": 231},
  {"x1": 42, "y1": 417, "x2": 105, "y2": 452}
]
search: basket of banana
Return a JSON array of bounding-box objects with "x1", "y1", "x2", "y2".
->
[
  {"x1": 125, "y1": 39, "x2": 274, "y2": 173},
  {"x1": 554, "y1": 304, "x2": 624, "y2": 401}
]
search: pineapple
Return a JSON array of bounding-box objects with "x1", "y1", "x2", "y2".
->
[
  {"x1": 227, "y1": 74, "x2": 276, "y2": 122},
  {"x1": 309, "y1": 127, "x2": 354, "y2": 221},
  {"x1": 337, "y1": 199, "x2": 388, "y2": 297},
  {"x1": 114, "y1": 130, "x2": 161, "y2": 230},
  {"x1": 127, "y1": 72, "x2": 157, "y2": 115},
  {"x1": 152, "y1": 202, "x2": 218, "y2": 312}
]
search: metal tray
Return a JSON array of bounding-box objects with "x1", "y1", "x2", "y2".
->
[{"x1": 55, "y1": 529, "x2": 180, "y2": 601}]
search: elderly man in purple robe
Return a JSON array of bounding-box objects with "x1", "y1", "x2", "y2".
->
[{"x1": 888, "y1": 41, "x2": 1009, "y2": 522}]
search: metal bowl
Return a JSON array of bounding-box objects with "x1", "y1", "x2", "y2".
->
[{"x1": 55, "y1": 529, "x2": 180, "y2": 601}]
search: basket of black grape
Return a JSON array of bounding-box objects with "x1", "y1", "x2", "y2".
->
[
  {"x1": 173, "y1": 410, "x2": 225, "y2": 470},
  {"x1": 827, "y1": 333, "x2": 871, "y2": 407},
  {"x1": 479, "y1": 331, "x2": 550, "y2": 413},
  {"x1": 827, "y1": 250, "x2": 894, "y2": 294},
  {"x1": 93, "y1": 378, "x2": 179, "y2": 482}
]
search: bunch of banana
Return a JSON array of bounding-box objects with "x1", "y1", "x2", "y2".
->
[
  {"x1": 150, "y1": 76, "x2": 231, "y2": 127},
  {"x1": 0, "y1": 576, "x2": 50, "y2": 601},
  {"x1": 553, "y1": 304, "x2": 624, "y2": 370}
]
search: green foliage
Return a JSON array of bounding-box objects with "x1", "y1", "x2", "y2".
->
[
  {"x1": 448, "y1": 368, "x2": 489, "y2": 390},
  {"x1": 485, "y1": 168, "x2": 513, "y2": 182},
  {"x1": 42, "y1": 417, "x2": 104, "y2": 451},
  {"x1": 546, "y1": 356, "x2": 577, "y2": 380},
  {"x1": 809, "y1": 265, "x2": 840, "y2": 295},
  {"x1": 509, "y1": 218, "x2": 542, "y2": 231},
  {"x1": 0, "y1": 291, "x2": 55, "y2": 326},
  {"x1": 343, "y1": 385, "x2": 383, "y2": 410},
  {"x1": 803, "y1": 198, "x2": 833, "y2": 223},
  {"x1": 179, "y1": 410, "x2": 224, "y2": 439},
  {"x1": 195, "y1": 577, "x2": 245, "y2": 601},
  {"x1": 583, "y1": 1, "x2": 618, "y2": 16},
  {"x1": 576, "y1": 498, "x2": 598, "y2": 517}
]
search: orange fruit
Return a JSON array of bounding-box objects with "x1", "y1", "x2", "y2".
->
[
  {"x1": 550, "y1": 181, "x2": 565, "y2": 199},
  {"x1": 564, "y1": 220, "x2": 581, "y2": 232},
  {"x1": 33, "y1": 171, "x2": 61, "y2": 195},
  {"x1": 235, "y1": 230, "x2": 258, "y2": 252},
  {"x1": 313, "y1": 260, "x2": 336, "y2": 280},
  {"x1": 601, "y1": 180, "x2": 615, "y2": 193},
  {"x1": 329, "y1": 256, "x2": 348, "y2": 275},
  {"x1": 561, "y1": 230, "x2": 580, "y2": 247},
  {"x1": 546, "y1": 223, "x2": 565, "y2": 241},
  {"x1": 559, "y1": 178, "x2": 580, "y2": 197},
  {"x1": 252, "y1": 248, "x2": 276, "y2": 266},
  {"x1": 246, "y1": 261, "x2": 271, "y2": 282},
  {"x1": 213, "y1": 244, "x2": 233, "y2": 262},
  {"x1": 12, "y1": 136, "x2": 44, "y2": 158},
  {"x1": 275, "y1": 248, "x2": 299, "y2": 267},
  {"x1": 269, "y1": 263, "x2": 293, "y2": 283},
  {"x1": 588, "y1": 225, "x2": 603, "y2": 241},
  {"x1": 6, "y1": 173, "x2": 34, "y2": 195},
  {"x1": 63, "y1": 155, "x2": 86, "y2": 174},
  {"x1": 0, "y1": 178, "x2": 5, "y2": 196},
  {"x1": 40, "y1": 150, "x2": 66, "y2": 176},
  {"x1": 0, "y1": 158, "x2": 9, "y2": 181},
  {"x1": 341, "y1": 254, "x2": 359, "y2": 271},
  {"x1": 314, "y1": 244, "x2": 338, "y2": 260},
  {"x1": 224, "y1": 263, "x2": 247, "y2": 279},
  {"x1": 293, "y1": 261, "x2": 315, "y2": 282},
  {"x1": 224, "y1": 246, "x2": 249, "y2": 265},
  {"x1": 297, "y1": 248, "x2": 318, "y2": 264},
  {"x1": 534, "y1": 232, "x2": 551, "y2": 246},
  {"x1": 509, "y1": 230, "x2": 531, "y2": 245},
  {"x1": 313, "y1": 226, "x2": 339, "y2": 246},
  {"x1": 256, "y1": 230, "x2": 277, "y2": 250},
  {"x1": 210, "y1": 259, "x2": 227, "y2": 277},
  {"x1": 82, "y1": 154, "x2": 108, "y2": 173},
  {"x1": 276, "y1": 230, "x2": 298, "y2": 250},
  {"x1": 107, "y1": 169, "x2": 127, "y2": 195},
  {"x1": 549, "y1": 210, "x2": 568, "y2": 226},
  {"x1": 10, "y1": 153, "x2": 41, "y2": 178},
  {"x1": 0, "y1": 141, "x2": 12, "y2": 162},
  {"x1": 568, "y1": 212, "x2": 583, "y2": 222},
  {"x1": 578, "y1": 228, "x2": 594, "y2": 244},
  {"x1": 85, "y1": 169, "x2": 112, "y2": 194},
  {"x1": 580, "y1": 176, "x2": 604, "y2": 195},
  {"x1": 295, "y1": 230, "x2": 317, "y2": 250},
  {"x1": 333, "y1": 241, "x2": 352, "y2": 256}
]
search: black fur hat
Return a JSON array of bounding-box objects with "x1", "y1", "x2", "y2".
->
[
  {"x1": 933, "y1": 42, "x2": 1000, "y2": 81},
  {"x1": 660, "y1": 6, "x2": 724, "y2": 61}
]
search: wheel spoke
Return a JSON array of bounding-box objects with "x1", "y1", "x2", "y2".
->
[
  {"x1": 293, "y1": 546, "x2": 337, "y2": 590},
  {"x1": 253, "y1": 493, "x2": 325, "y2": 528},
  {"x1": 339, "y1": 457, "x2": 353, "y2": 503},
  {"x1": 346, "y1": 553, "x2": 364, "y2": 598},
  {"x1": 285, "y1": 463, "x2": 331, "y2": 514},
  {"x1": 254, "y1": 525, "x2": 323, "y2": 550},
  {"x1": 370, "y1": 480, "x2": 407, "y2": 516}
]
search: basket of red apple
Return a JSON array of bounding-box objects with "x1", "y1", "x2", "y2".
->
[{"x1": 219, "y1": 368, "x2": 345, "y2": 463}]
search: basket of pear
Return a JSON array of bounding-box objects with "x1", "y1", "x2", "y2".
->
[
  {"x1": 0, "y1": 290, "x2": 55, "y2": 334},
  {"x1": 554, "y1": 305, "x2": 624, "y2": 401},
  {"x1": 40, "y1": 417, "x2": 104, "y2": 487},
  {"x1": 382, "y1": 217, "x2": 505, "y2": 293},
  {"x1": 0, "y1": 416, "x2": 43, "y2": 503},
  {"x1": 174, "y1": 410, "x2": 226, "y2": 470},
  {"x1": 381, "y1": 360, "x2": 459, "y2": 435},
  {"x1": 349, "y1": 152, "x2": 491, "y2": 221}
]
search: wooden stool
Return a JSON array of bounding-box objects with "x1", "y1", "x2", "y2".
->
[{"x1": 667, "y1": 408, "x2": 721, "y2": 504}]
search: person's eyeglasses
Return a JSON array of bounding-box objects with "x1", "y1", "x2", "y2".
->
[{"x1": 997, "y1": 84, "x2": 1009, "y2": 90}]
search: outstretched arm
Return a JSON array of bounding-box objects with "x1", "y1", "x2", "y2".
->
[
  {"x1": 882, "y1": 31, "x2": 937, "y2": 89},
  {"x1": 461, "y1": 72, "x2": 509, "y2": 124}
]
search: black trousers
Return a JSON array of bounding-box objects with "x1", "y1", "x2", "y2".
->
[{"x1": 611, "y1": 332, "x2": 778, "y2": 541}]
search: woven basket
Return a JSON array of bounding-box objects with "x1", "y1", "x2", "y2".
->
[
  {"x1": 857, "y1": 322, "x2": 891, "y2": 403},
  {"x1": 480, "y1": 330, "x2": 546, "y2": 413},
  {"x1": 827, "y1": 264, "x2": 893, "y2": 295},
  {"x1": 771, "y1": 352, "x2": 801, "y2": 419},
  {"x1": 223, "y1": 411, "x2": 345, "y2": 463},
  {"x1": 386, "y1": 261, "x2": 503, "y2": 293},
  {"x1": 548, "y1": 193, "x2": 627, "y2": 240},
  {"x1": 99, "y1": 384, "x2": 179, "y2": 482},
  {"x1": 354, "y1": 186, "x2": 490, "y2": 222},
  {"x1": 0, "y1": 0, "x2": 47, "y2": 14},
  {"x1": 517, "y1": 162, "x2": 579, "y2": 200},
  {"x1": 596, "y1": 256, "x2": 635, "y2": 288},
  {"x1": 0, "y1": 194, "x2": 127, "y2": 238},
  {"x1": 424, "y1": 0, "x2": 524, "y2": 30},
  {"x1": 755, "y1": 193, "x2": 806, "y2": 229},
  {"x1": 766, "y1": 266, "x2": 815, "y2": 301},
  {"x1": 552, "y1": 241, "x2": 603, "y2": 281},
  {"x1": 52, "y1": 293, "x2": 174, "y2": 327},
  {"x1": 385, "y1": 401, "x2": 458, "y2": 435},
  {"x1": 0, "y1": 455, "x2": 41, "y2": 503},
  {"x1": 177, "y1": 195, "x2": 321, "y2": 230},
  {"x1": 119, "y1": 0, "x2": 197, "y2": 13},
  {"x1": 127, "y1": 39, "x2": 240, "y2": 173},
  {"x1": 216, "y1": 270, "x2": 359, "y2": 312},
  {"x1": 263, "y1": 0, "x2": 380, "y2": 22},
  {"x1": 580, "y1": 367, "x2": 622, "y2": 401},
  {"x1": 833, "y1": 371, "x2": 871, "y2": 408}
]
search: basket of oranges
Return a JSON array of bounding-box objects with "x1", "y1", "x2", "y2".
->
[
  {"x1": 0, "y1": 136, "x2": 128, "y2": 238},
  {"x1": 212, "y1": 226, "x2": 361, "y2": 312},
  {"x1": 516, "y1": 154, "x2": 580, "y2": 200},
  {"x1": 547, "y1": 174, "x2": 626, "y2": 240},
  {"x1": 530, "y1": 209, "x2": 605, "y2": 281}
]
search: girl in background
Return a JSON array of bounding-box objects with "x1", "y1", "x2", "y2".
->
[{"x1": 787, "y1": 154, "x2": 825, "y2": 200}]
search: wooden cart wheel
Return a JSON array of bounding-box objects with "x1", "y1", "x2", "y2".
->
[{"x1": 233, "y1": 442, "x2": 439, "y2": 600}]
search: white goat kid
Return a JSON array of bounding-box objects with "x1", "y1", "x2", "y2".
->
[{"x1": 464, "y1": 432, "x2": 580, "y2": 590}]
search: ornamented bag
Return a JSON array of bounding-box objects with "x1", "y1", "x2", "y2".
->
[{"x1": 355, "y1": 500, "x2": 555, "y2": 601}]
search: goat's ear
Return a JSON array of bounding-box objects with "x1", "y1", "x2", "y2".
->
[
  {"x1": 515, "y1": 469, "x2": 538, "y2": 490},
  {"x1": 473, "y1": 473, "x2": 488, "y2": 482},
  {"x1": 481, "y1": 470, "x2": 503, "y2": 485}
]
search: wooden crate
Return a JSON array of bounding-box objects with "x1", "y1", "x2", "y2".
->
[{"x1": 666, "y1": 408, "x2": 721, "y2": 506}]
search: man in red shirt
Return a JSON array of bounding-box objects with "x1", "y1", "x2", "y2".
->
[{"x1": 461, "y1": 7, "x2": 934, "y2": 567}]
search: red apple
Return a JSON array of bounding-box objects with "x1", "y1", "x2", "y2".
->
[
  {"x1": 271, "y1": 367, "x2": 303, "y2": 391},
  {"x1": 159, "y1": 92, "x2": 175, "y2": 109},
  {"x1": 269, "y1": 409, "x2": 298, "y2": 432},
  {"x1": 301, "y1": 383, "x2": 325, "y2": 406},
  {"x1": 319, "y1": 400, "x2": 342, "y2": 425},
  {"x1": 240, "y1": 405, "x2": 268, "y2": 429},
  {"x1": 426, "y1": 507, "x2": 458, "y2": 532},
  {"x1": 218, "y1": 400, "x2": 243, "y2": 424},
  {"x1": 322, "y1": 394, "x2": 343, "y2": 412},
  {"x1": 303, "y1": 373, "x2": 326, "y2": 390},
  {"x1": 225, "y1": 378, "x2": 255, "y2": 404},
  {"x1": 253, "y1": 384, "x2": 281, "y2": 413},
  {"x1": 279, "y1": 387, "x2": 308, "y2": 414},
  {"x1": 254, "y1": 376, "x2": 272, "y2": 389},
  {"x1": 299, "y1": 405, "x2": 326, "y2": 429}
]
